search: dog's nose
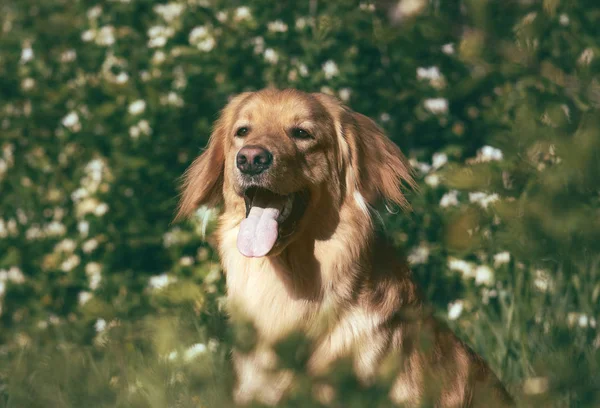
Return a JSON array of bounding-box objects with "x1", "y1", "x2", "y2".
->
[{"x1": 236, "y1": 145, "x2": 273, "y2": 175}]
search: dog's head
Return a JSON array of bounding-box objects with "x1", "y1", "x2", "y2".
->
[{"x1": 176, "y1": 89, "x2": 415, "y2": 257}]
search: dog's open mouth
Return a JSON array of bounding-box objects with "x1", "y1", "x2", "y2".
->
[{"x1": 237, "y1": 187, "x2": 308, "y2": 257}]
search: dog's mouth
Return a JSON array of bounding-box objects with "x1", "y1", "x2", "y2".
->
[{"x1": 237, "y1": 186, "x2": 309, "y2": 258}]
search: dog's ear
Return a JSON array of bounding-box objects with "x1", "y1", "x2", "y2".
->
[
  {"x1": 313, "y1": 93, "x2": 416, "y2": 212},
  {"x1": 175, "y1": 92, "x2": 252, "y2": 221},
  {"x1": 345, "y1": 111, "x2": 416, "y2": 211}
]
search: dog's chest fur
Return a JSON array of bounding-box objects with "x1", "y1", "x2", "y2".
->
[{"x1": 220, "y1": 223, "x2": 347, "y2": 343}]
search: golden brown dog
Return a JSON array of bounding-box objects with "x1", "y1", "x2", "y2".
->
[{"x1": 176, "y1": 89, "x2": 514, "y2": 407}]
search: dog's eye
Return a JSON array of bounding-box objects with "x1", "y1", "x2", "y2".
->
[
  {"x1": 291, "y1": 127, "x2": 312, "y2": 139},
  {"x1": 236, "y1": 127, "x2": 249, "y2": 137}
]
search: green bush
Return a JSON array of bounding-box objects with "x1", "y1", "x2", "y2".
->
[{"x1": 0, "y1": 0, "x2": 599, "y2": 406}]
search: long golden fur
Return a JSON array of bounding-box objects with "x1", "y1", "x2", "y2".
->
[{"x1": 176, "y1": 89, "x2": 513, "y2": 407}]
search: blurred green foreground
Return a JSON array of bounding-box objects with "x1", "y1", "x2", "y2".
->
[{"x1": 0, "y1": 0, "x2": 599, "y2": 406}]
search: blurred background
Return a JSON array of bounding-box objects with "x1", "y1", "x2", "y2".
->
[{"x1": 1, "y1": 0, "x2": 599, "y2": 406}]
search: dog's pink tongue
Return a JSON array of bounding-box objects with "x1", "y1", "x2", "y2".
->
[{"x1": 237, "y1": 206, "x2": 280, "y2": 257}]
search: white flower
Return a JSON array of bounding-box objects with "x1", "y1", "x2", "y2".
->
[
  {"x1": 476, "y1": 145, "x2": 503, "y2": 162},
  {"x1": 152, "y1": 51, "x2": 166, "y2": 65},
  {"x1": 264, "y1": 48, "x2": 279, "y2": 64},
  {"x1": 417, "y1": 66, "x2": 446, "y2": 89},
  {"x1": 289, "y1": 64, "x2": 305, "y2": 80},
  {"x1": 20, "y1": 47, "x2": 34, "y2": 63},
  {"x1": 7, "y1": 267, "x2": 25, "y2": 284},
  {"x1": 448, "y1": 257, "x2": 475, "y2": 278},
  {"x1": 62, "y1": 111, "x2": 80, "y2": 130},
  {"x1": 85, "y1": 262, "x2": 102, "y2": 290},
  {"x1": 147, "y1": 25, "x2": 175, "y2": 48},
  {"x1": 447, "y1": 300, "x2": 463, "y2": 321},
  {"x1": 393, "y1": 0, "x2": 426, "y2": 20},
  {"x1": 252, "y1": 37, "x2": 265, "y2": 54},
  {"x1": 440, "y1": 190, "x2": 459, "y2": 208},
  {"x1": 424, "y1": 173, "x2": 440, "y2": 188},
  {"x1": 189, "y1": 26, "x2": 208, "y2": 43},
  {"x1": 469, "y1": 192, "x2": 499, "y2": 209},
  {"x1": 296, "y1": 17, "x2": 309, "y2": 29},
  {"x1": 234, "y1": 6, "x2": 251, "y2": 21},
  {"x1": 380, "y1": 113, "x2": 391, "y2": 122},
  {"x1": 359, "y1": 3, "x2": 376, "y2": 11},
  {"x1": 96, "y1": 26, "x2": 116, "y2": 46},
  {"x1": 432, "y1": 152, "x2": 448, "y2": 169},
  {"x1": 81, "y1": 30, "x2": 96, "y2": 42},
  {"x1": 137, "y1": 120, "x2": 152, "y2": 135},
  {"x1": 559, "y1": 14, "x2": 569, "y2": 26},
  {"x1": 154, "y1": 3, "x2": 185, "y2": 23},
  {"x1": 0, "y1": 281, "x2": 4, "y2": 297},
  {"x1": 82, "y1": 239, "x2": 99, "y2": 254},
  {"x1": 129, "y1": 126, "x2": 141, "y2": 139},
  {"x1": 21, "y1": 78, "x2": 35, "y2": 91},
  {"x1": 417, "y1": 66, "x2": 441, "y2": 82},
  {"x1": 578, "y1": 48, "x2": 594, "y2": 66},
  {"x1": 86, "y1": 159, "x2": 104, "y2": 180},
  {"x1": 95, "y1": 318, "x2": 107, "y2": 332},
  {"x1": 87, "y1": 6, "x2": 102, "y2": 19},
  {"x1": 407, "y1": 243, "x2": 430, "y2": 265},
  {"x1": 78, "y1": 221, "x2": 90, "y2": 237},
  {"x1": 523, "y1": 377, "x2": 549, "y2": 395},
  {"x1": 115, "y1": 72, "x2": 129, "y2": 84},
  {"x1": 320, "y1": 86, "x2": 334, "y2": 95},
  {"x1": 442, "y1": 43, "x2": 455, "y2": 55},
  {"x1": 474, "y1": 265, "x2": 494, "y2": 286},
  {"x1": 196, "y1": 37, "x2": 216, "y2": 52},
  {"x1": 184, "y1": 343, "x2": 207, "y2": 361},
  {"x1": 481, "y1": 288, "x2": 498, "y2": 305},
  {"x1": 78, "y1": 291, "x2": 92, "y2": 306},
  {"x1": 180, "y1": 256, "x2": 194, "y2": 266},
  {"x1": 94, "y1": 203, "x2": 109, "y2": 216},
  {"x1": 268, "y1": 20, "x2": 288, "y2": 33},
  {"x1": 322, "y1": 60, "x2": 339, "y2": 79},
  {"x1": 338, "y1": 88, "x2": 352, "y2": 102},
  {"x1": 75, "y1": 198, "x2": 98, "y2": 217},
  {"x1": 148, "y1": 273, "x2": 175, "y2": 290},
  {"x1": 493, "y1": 252, "x2": 510, "y2": 267},
  {"x1": 26, "y1": 226, "x2": 44, "y2": 240},
  {"x1": 163, "y1": 92, "x2": 184, "y2": 107},
  {"x1": 55, "y1": 239, "x2": 76, "y2": 253},
  {"x1": 216, "y1": 11, "x2": 227, "y2": 22},
  {"x1": 61, "y1": 255, "x2": 81, "y2": 272},
  {"x1": 85, "y1": 262, "x2": 102, "y2": 276},
  {"x1": 130, "y1": 121, "x2": 151, "y2": 138},
  {"x1": 128, "y1": 100, "x2": 146, "y2": 115},
  {"x1": 45, "y1": 221, "x2": 66, "y2": 236},
  {"x1": 89, "y1": 273, "x2": 102, "y2": 290},
  {"x1": 409, "y1": 159, "x2": 429, "y2": 174},
  {"x1": 533, "y1": 269, "x2": 553, "y2": 292},
  {"x1": 163, "y1": 228, "x2": 181, "y2": 247},
  {"x1": 148, "y1": 32, "x2": 166, "y2": 47},
  {"x1": 424, "y1": 98, "x2": 449, "y2": 115}
]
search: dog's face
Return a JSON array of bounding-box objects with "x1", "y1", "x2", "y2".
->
[{"x1": 176, "y1": 89, "x2": 414, "y2": 257}]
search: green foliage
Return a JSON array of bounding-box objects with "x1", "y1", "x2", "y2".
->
[{"x1": 1, "y1": 0, "x2": 599, "y2": 406}]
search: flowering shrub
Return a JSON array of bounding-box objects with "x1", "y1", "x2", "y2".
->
[{"x1": 1, "y1": 0, "x2": 599, "y2": 406}]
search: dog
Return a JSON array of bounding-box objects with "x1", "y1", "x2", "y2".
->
[{"x1": 176, "y1": 89, "x2": 514, "y2": 407}]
